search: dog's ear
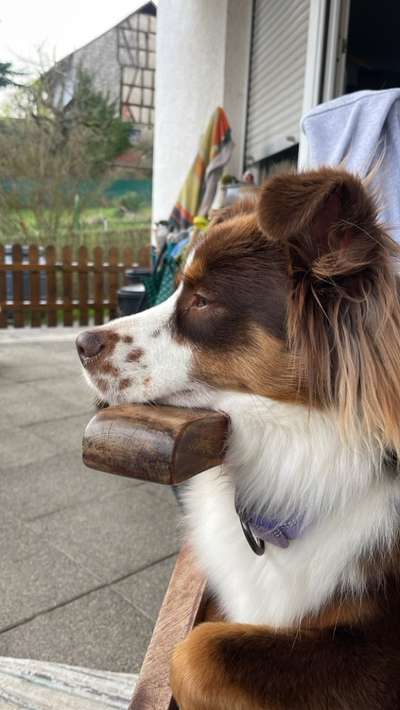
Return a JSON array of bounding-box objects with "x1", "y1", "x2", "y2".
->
[
  {"x1": 257, "y1": 168, "x2": 383, "y2": 280},
  {"x1": 258, "y1": 169, "x2": 400, "y2": 455}
]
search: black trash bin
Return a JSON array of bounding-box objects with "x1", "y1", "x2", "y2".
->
[
  {"x1": 125, "y1": 267, "x2": 151, "y2": 285},
  {"x1": 117, "y1": 283, "x2": 147, "y2": 316}
]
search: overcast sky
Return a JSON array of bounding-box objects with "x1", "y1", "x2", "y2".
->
[{"x1": 1, "y1": 0, "x2": 152, "y2": 69}]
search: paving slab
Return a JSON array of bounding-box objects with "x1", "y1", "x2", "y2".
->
[
  {"x1": 0, "y1": 381, "x2": 89, "y2": 428},
  {"x1": 32, "y1": 376, "x2": 95, "y2": 411},
  {"x1": 35, "y1": 341, "x2": 83, "y2": 365},
  {"x1": 112, "y1": 555, "x2": 177, "y2": 623},
  {"x1": 29, "y1": 486, "x2": 181, "y2": 583},
  {"x1": 0, "y1": 425, "x2": 59, "y2": 468},
  {"x1": 24, "y1": 412, "x2": 99, "y2": 453},
  {"x1": 0, "y1": 450, "x2": 139, "y2": 521},
  {"x1": 0, "y1": 340, "x2": 83, "y2": 377},
  {"x1": 0, "y1": 359, "x2": 80, "y2": 383},
  {"x1": 0, "y1": 519, "x2": 44, "y2": 563},
  {"x1": 0, "y1": 545, "x2": 100, "y2": 632},
  {"x1": 0, "y1": 587, "x2": 153, "y2": 673},
  {"x1": 0, "y1": 326, "x2": 83, "y2": 344},
  {"x1": 0, "y1": 331, "x2": 182, "y2": 674},
  {"x1": 0, "y1": 339, "x2": 78, "y2": 359}
]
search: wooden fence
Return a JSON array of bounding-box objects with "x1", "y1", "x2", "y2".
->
[{"x1": 0, "y1": 244, "x2": 151, "y2": 328}]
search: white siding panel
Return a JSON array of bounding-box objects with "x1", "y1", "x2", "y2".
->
[{"x1": 246, "y1": 0, "x2": 310, "y2": 163}]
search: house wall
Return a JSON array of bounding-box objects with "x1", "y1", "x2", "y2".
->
[
  {"x1": 152, "y1": 0, "x2": 252, "y2": 223},
  {"x1": 72, "y1": 28, "x2": 121, "y2": 106},
  {"x1": 224, "y1": 1, "x2": 253, "y2": 178}
]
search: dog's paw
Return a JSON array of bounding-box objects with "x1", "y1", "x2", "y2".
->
[
  {"x1": 170, "y1": 622, "x2": 264, "y2": 710},
  {"x1": 170, "y1": 622, "x2": 225, "y2": 710}
]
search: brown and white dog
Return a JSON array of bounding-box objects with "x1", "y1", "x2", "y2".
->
[{"x1": 77, "y1": 168, "x2": 400, "y2": 709}]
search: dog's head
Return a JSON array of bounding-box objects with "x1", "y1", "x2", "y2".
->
[{"x1": 77, "y1": 168, "x2": 400, "y2": 453}]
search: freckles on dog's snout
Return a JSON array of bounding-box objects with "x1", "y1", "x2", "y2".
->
[
  {"x1": 119, "y1": 378, "x2": 132, "y2": 389},
  {"x1": 96, "y1": 377, "x2": 109, "y2": 392},
  {"x1": 126, "y1": 348, "x2": 144, "y2": 362},
  {"x1": 102, "y1": 361, "x2": 120, "y2": 376}
]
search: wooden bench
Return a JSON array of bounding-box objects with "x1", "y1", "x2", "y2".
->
[{"x1": 83, "y1": 404, "x2": 230, "y2": 710}]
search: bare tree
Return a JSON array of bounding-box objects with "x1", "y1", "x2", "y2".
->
[{"x1": 0, "y1": 65, "x2": 131, "y2": 244}]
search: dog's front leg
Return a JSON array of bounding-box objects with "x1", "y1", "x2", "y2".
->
[
  {"x1": 170, "y1": 620, "x2": 397, "y2": 710},
  {"x1": 171, "y1": 622, "x2": 273, "y2": 710}
]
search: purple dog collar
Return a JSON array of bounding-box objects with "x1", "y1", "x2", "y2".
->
[
  {"x1": 235, "y1": 497, "x2": 305, "y2": 556},
  {"x1": 235, "y1": 451, "x2": 398, "y2": 556}
]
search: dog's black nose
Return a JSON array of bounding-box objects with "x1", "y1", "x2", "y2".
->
[{"x1": 76, "y1": 330, "x2": 106, "y2": 362}]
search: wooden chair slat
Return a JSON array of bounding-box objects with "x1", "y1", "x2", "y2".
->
[
  {"x1": 83, "y1": 404, "x2": 229, "y2": 485},
  {"x1": 28, "y1": 244, "x2": 40, "y2": 327},
  {"x1": 129, "y1": 545, "x2": 206, "y2": 710},
  {"x1": 123, "y1": 247, "x2": 134, "y2": 273},
  {"x1": 138, "y1": 244, "x2": 151, "y2": 268},
  {"x1": 78, "y1": 246, "x2": 89, "y2": 326},
  {"x1": 0, "y1": 245, "x2": 7, "y2": 328},
  {"x1": 12, "y1": 244, "x2": 23, "y2": 327},
  {"x1": 108, "y1": 246, "x2": 119, "y2": 320},
  {"x1": 62, "y1": 245, "x2": 73, "y2": 326},
  {"x1": 94, "y1": 246, "x2": 104, "y2": 325},
  {"x1": 45, "y1": 245, "x2": 57, "y2": 327}
]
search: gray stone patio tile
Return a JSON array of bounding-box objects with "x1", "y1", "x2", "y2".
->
[
  {"x1": 0, "y1": 342, "x2": 79, "y2": 375},
  {"x1": 0, "y1": 381, "x2": 86, "y2": 427},
  {"x1": 0, "y1": 343, "x2": 52, "y2": 369},
  {"x1": 0, "y1": 360, "x2": 79, "y2": 383},
  {"x1": 0, "y1": 545, "x2": 100, "y2": 631},
  {"x1": 29, "y1": 486, "x2": 180, "y2": 583},
  {"x1": 0, "y1": 450, "x2": 139, "y2": 521},
  {"x1": 0, "y1": 587, "x2": 153, "y2": 673},
  {"x1": 35, "y1": 339, "x2": 81, "y2": 357},
  {"x1": 31, "y1": 342, "x2": 84, "y2": 371},
  {"x1": 0, "y1": 519, "x2": 44, "y2": 563},
  {"x1": 0, "y1": 335, "x2": 184, "y2": 672},
  {"x1": 32, "y1": 376, "x2": 95, "y2": 410},
  {"x1": 0, "y1": 326, "x2": 82, "y2": 344},
  {"x1": 0, "y1": 426, "x2": 59, "y2": 467},
  {"x1": 140, "y1": 481, "x2": 183, "y2": 507},
  {"x1": 24, "y1": 412, "x2": 96, "y2": 453},
  {"x1": 112, "y1": 555, "x2": 177, "y2": 623}
]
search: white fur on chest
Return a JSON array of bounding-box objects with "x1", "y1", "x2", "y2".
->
[{"x1": 181, "y1": 394, "x2": 400, "y2": 627}]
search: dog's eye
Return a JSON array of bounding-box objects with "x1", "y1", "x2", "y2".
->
[{"x1": 191, "y1": 293, "x2": 209, "y2": 309}]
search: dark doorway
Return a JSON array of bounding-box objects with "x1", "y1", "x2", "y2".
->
[{"x1": 345, "y1": 0, "x2": 400, "y2": 93}]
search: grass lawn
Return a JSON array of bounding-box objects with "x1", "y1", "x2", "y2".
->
[{"x1": 0, "y1": 205, "x2": 152, "y2": 255}]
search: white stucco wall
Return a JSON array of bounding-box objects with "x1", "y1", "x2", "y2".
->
[
  {"x1": 152, "y1": 0, "x2": 252, "y2": 223},
  {"x1": 224, "y1": 1, "x2": 253, "y2": 179}
]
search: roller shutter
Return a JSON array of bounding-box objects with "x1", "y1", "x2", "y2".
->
[{"x1": 245, "y1": 0, "x2": 311, "y2": 164}]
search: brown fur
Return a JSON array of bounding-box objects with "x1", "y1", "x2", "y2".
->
[
  {"x1": 258, "y1": 168, "x2": 400, "y2": 454},
  {"x1": 171, "y1": 548, "x2": 400, "y2": 709},
  {"x1": 192, "y1": 326, "x2": 308, "y2": 404},
  {"x1": 170, "y1": 168, "x2": 400, "y2": 709},
  {"x1": 101, "y1": 360, "x2": 120, "y2": 377},
  {"x1": 171, "y1": 595, "x2": 400, "y2": 710},
  {"x1": 119, "y1": 377, "x2": 131, "y2": 389},
  {"x1": 180, "y1": 168, "x2": 400, "y2": 454},
  {"x1": 126, "y1": 347, "x2": 144, "y2": 362},
  {"x1": 95, "y1": 377, "x2": 108, "y2": 392}
]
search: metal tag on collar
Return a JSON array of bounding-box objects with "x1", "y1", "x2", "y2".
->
[{"x1": 238, "y1": 511, "x2": 265, "y2": 556}]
